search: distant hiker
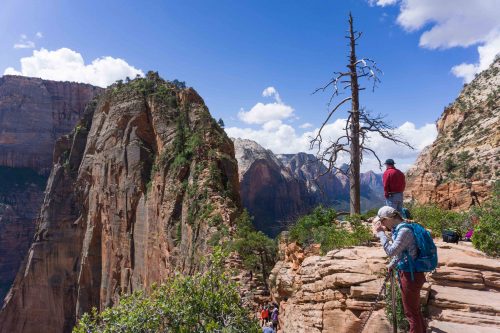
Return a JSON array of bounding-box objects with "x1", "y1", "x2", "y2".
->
[
  {"x1": 383, "y1": 159, "x2": 406, "y2": 214},
  {"x1": 260, "y1": 305, "x2": 269, "y2": 326},
  {"x1": 271, "y1": 306, "x2": 279, "y2": 330},
  {"x1": 372, "y1": 206, "x2": 437, "y2": 333},
  {"x1": 262, "y1": 321, "x2": 274, "y2": 333}
]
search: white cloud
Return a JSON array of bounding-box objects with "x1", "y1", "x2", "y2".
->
[
  {"x1": 228, "y1": 89, "x2": 437, "y2": 172},
  {"x1": 368, "y1": 0, "x2": 397, "y2": 6},
  {"x1": 372, "y1": 0, "x2": 500, "y2": 82},
  {"x1": 13, "y1": 34, "x2": 35, "y2": 49},
  {"x1": 237, "y1": 86, "x2": 294, "y2": 124},
  {"x1": 452, "y1": 32, "x2": 500, "y2": 82},
  {"x1": 299, "y1": 122, "x2": 313, "y2": 129},
  {"x1": 35, "y1": 32, "x2": 43, "y2": 38},
  {"x1": 3, "y1": 47, "x2": 144, "y2": 87}
]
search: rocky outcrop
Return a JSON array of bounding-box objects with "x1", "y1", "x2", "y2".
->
[
  {"x1": 406, "y1": 58, "x2": 500, "y2": 210},
  {"x1": 234, "y1": 139, "x2": 384, "y2": 236},
  {"x1": 0, "y1": 75, "x2": 103, "y2": 174},
  {"x1": 0, "y1": 74, "x2": 241, "y2": 333},
  {"x1": 270, "y1": 239, "x2": 500, "y2": 333},
  {"x1": 0, "y1": 76, "x2": 101, "y2": 304}
]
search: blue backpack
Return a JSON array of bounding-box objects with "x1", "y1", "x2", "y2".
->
[{"x1": 392, "y1": 222, "x2": 438, "y2": 277}]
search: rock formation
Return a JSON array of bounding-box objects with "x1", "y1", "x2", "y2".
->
[
  {"x1": 234, "y1": 139, "x2": 384, "y2": 237},
  {"x1": 0, "y1": 73, "x2": 241, "y2": 333},
  {"x1": 270, "y1": 239, "x2": 500, "y2": 333},
  {"x1": 234, "y1": 138, "x2": 314, "y2": 237},
  {"x1": 0, "y1": 76, "x2": 102, "y2": 303},
  {"x1": 406, "y1": 57, "x2": 500, "y2": 210},
  {"x1": 0, "y1": 75, "x2": 103, "y2": 174}
]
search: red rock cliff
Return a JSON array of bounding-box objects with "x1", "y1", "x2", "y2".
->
[
  {"x1": 405, "y1": 58, "x2": 499, "y2": 210},
  {"x1": 0, "y1": 75, "x2": 103, "y2": 174},
  {"x1": 0, "y1": 74, "x2": 241, "y2": 333},
  {"x1": 0, "y1": 76, "x2": 102, "y2": 304}
]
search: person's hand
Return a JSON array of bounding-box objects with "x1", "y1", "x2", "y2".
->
[{"x1": 372, "y1": 221, "x2": 384, "y2": 235}]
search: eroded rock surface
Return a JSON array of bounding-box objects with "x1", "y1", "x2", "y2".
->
[
  {"x1": 0, "y1": 76, "x2": 102, "y2": 304},
  {"x1": 270, "y1": 240, "x2": 500, "y2": 333},
  {"x1": 406, "y1": 58, "x2": 499, "y2": 210},
  {"x1": 0, "y1": 75, "x2": 241, "y2": 333}
]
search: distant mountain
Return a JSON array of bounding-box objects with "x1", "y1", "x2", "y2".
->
[{"x1": 233, "y1": 138, "x2": 384, "y2": 236}]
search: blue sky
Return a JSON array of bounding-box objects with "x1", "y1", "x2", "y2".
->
[{"x1": 1, "y1": 0, "x2": 498, "y2": 170}]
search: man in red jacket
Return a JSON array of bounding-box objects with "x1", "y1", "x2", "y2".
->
[{"x1": 382, "y1": 159, "x2": 405, "y2": 214}]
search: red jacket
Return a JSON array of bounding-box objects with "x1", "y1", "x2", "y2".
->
[{"x1": 383, "y1": 166, "x2": 405, "y2": 198}]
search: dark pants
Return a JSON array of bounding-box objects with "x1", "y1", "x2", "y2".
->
[{"x1": 400, "y1": 271, "x2": 426, "y2": 333}]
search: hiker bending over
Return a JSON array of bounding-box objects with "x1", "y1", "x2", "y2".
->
[
  {"x1": 382, "y1": 159, "x2": 405, "y2": 214},
  {"x1": 373, "y1": 206, "x2": 437, "y2": 333}
]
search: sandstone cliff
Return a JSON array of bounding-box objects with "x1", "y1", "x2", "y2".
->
[
  {"x1": 0, "y1": 76, "x2": 102, "y2": 304},
  {"x1": 234, "y1": 139, "x2": 383, "y2": 237},
  {"x1": 0, "y1": 75, "x2": 103, "y2": 174},
  {"x1": 0, "y1": 73, "x2": 241, "y2": 333},
  {"x1": 406, "y1": 58, "x2": 500, "y2": 210},
  {"x1": 270, "y1": 239, "x2": 500, "y2": 333}
]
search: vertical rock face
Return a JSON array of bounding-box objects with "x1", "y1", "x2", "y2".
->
[
  {"x1": 0, "y1": 75, "x2": 103, "y2": 174},
  {"x1": 234, "y1": 139, "x2": 384, "y2": 237},
  {"x1": 0, "y1": 76, "x2": 102, "y2": 304},
  {"x1": 0, "y1": 75, "x2": 241, "y2": 333},
  {"x1": 405, "y1": 58, "x2": 500, "y2": 210}
]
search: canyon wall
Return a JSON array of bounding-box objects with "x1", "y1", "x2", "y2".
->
[
  {"x1": 405, "y1": 58, "x2": 499, "y2": 210},
  {"x1": 0, "y1": 74, "x2": 241, "y2": 333},
  {"x1": 0, "y1": 76, "x2": 102, "y2": 303}
]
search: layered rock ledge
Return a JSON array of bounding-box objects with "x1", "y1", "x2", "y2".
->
[{"x1": 270, "y1": 240, "x2": 500, "y2": 333}]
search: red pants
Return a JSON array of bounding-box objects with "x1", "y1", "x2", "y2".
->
[{"x1": 400, "y1": 271, "x2": 426, "y2": 333}]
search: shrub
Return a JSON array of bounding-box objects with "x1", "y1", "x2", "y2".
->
[
  {"x1": 385, "y1": 273, "x2": 409, "y2": 332},
  {"x1": 471, "y1": 181, "x2": 499, "y2": 256},
  {"x1": 407, "y1": 204, "x2": 467, "y2": 237},
  {"x1": 73, "y1": 248, "x2": 260, "y2": 333},
  {"x1": 288, "y1": 206, "x2": 373, "y2": 254},
  {"x1": 231, "y1": 211, "x2": 277, "y2": 288}
]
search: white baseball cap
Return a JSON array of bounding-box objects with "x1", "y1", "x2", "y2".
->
[{"x1": 373, "y1": 206, "x2": 400, "y2": 223}]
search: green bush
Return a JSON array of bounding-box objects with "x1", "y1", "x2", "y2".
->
[
  {"x1": 407, "y1": 204, "x2": 467, "y2": 237},
  {"x1": 73, "y1": 248, "x2": 260, "y2": 333},
  {"x1": 385, "y1": 273, "x2": 409, "y2": 332},
  {"x1": 471, "y1": 181, "x2": 499, "y2": 257},
  {"x1": 231, "y1": 211, "x2": 277, "y2": 288},
  {"x1": 288, "y1": 206, "x2": 373, "y2": 254}
]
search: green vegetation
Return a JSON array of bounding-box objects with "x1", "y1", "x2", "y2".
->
[
  {"x1": 231, "y1": 210, "x2": 277, "y2": 289},
  {"x1": 471, "y1": 181, "x2": 499, "y2": 256},
  {"x1": 73, "y1": 248, "x2": 260, "y2": 333},
  {"x1": 385, "y1": 273, "x2": 410, "y2": 332},
  {"x1": 408, "y1": 204, "x2": 467, "y2": 237},
  {"x1": 288, "y1": 206, "x2": 373, "y2": 255}
]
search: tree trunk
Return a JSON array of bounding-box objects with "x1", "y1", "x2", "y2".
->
[{"x1": 348, "y1": 13, "x2": 361, "y2": 215}]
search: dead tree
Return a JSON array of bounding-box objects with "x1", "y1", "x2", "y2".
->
[{"x1": 311, "y1": 13, "x2": 413, "y2": 215}]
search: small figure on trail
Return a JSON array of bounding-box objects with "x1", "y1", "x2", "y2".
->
[
  {"x1": 262, "y1": 321, "x2": 275, "y2": 333},
  {"x1": 382, "y1": 159, "x2": 406, "y2": 214},
  {"x1": 372, "y1": 206, "x2": 437, "y2": 333},
  {"x1": 271, "y1": 305, "x2": 279, "y2": 331},
  {"x1": 260, "y1": 305, "x2": 269, "y2": 327}
]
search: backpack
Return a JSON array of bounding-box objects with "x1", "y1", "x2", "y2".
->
[{"x1": 392, "y1": 222, "x2": 438, "y2": 275}]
